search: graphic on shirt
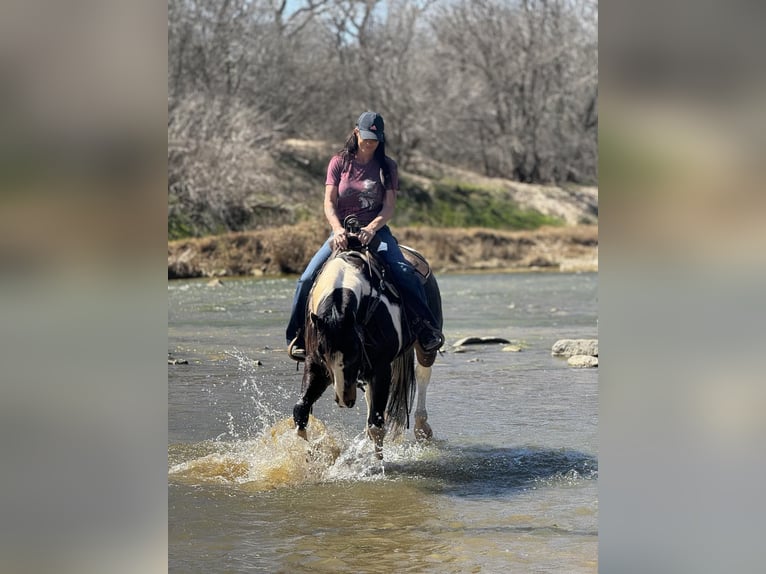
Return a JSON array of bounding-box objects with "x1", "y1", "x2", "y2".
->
[{"x1": 357, "y1": 179, "x2": 380, "y2": 211}]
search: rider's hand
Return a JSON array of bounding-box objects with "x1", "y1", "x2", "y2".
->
[
  {"x1": 359, "y1": 225, "x2": 376, "y2": 246},
  {"x1": 332, "y1": 229, "x2": 348, "y2": 249}
]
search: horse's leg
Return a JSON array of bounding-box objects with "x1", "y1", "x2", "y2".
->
[
  {"x1": 413, "y1": 362, "x2": 433, "y2": 440},
  {"x1": 365, "y1": 365, "x2": 390, "y2": 459},
  {"x1": 293, "y1": 359, "x2": 329, "y2": 440},
  {"x1": 363, "y1": 384, "x2": 383, "y2": 458}
]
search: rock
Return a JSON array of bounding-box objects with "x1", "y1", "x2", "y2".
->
[
  {"x1": 502, "y1": 345, "x2": 522, "y2": 352},
  {"x1": 567, "y1": 355, "x2": 598, "y2": 368},
  {"x1": 452, "y1": 336, "x2": 511, "y2": 347},
  {"x1": 207, "y1": 278, "x2": 224, "y2": 287},
  {"x1": 168, "y1": 357, "x2": 188, "y2": 365},
  {"x1": 552, "y1": 339, "x2": 598, "y2": 357}
]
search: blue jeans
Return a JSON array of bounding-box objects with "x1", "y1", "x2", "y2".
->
[{"x1": 285, "y1": 226, "x2": 438, "y2": 345}]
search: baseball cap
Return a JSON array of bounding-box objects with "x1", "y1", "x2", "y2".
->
[{"x1": 356, "y1": 111, "x2": 385, "y2": 142}]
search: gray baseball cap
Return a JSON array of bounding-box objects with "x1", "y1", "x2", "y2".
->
[{"x1": 356, "y1": 111, "x2": 385, "y2": 142}]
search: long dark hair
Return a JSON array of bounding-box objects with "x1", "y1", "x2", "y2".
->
[{"x1": 337, "y1": 132, "x2": 392, "y2": 189}]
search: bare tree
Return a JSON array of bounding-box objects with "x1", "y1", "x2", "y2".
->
[
  {"x1": 427, "y1": 0, "x2": 597, "y2": 183},
  {"x1": 318, "y1": 0, "x2": 439, "y2": 165},
  {"x1": 168, "y1": 0, "x2": 334, "y2": 235}
]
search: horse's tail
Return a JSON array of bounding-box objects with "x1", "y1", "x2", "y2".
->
[{"x1": 386, "y1": 348, "x2": 417, "y2": 436}]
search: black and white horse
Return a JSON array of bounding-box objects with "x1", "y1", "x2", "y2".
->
[{"x1": 292, "y1": 242, "x2": 442, "y2": 458}]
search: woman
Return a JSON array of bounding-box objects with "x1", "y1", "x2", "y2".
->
[{"x1": 286, "y1": 111, "x2": 444, "y2": 360}]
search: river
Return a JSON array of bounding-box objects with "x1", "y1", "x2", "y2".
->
[{"x1": 169, "y1": 271, "x2": 598, "y2": 573}]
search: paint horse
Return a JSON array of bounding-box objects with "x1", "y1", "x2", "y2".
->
[{"x1": 292, "y1": 224, "x2": 442, "y2": 459}]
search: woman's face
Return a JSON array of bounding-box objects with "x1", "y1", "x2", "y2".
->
[{"x1": 355, "y1": 129, "x2": 379, "y2": 154}]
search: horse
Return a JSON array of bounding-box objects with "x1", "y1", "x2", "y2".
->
[{"x1": 292, "y1": 225, "x2": 442, "y2": 459}]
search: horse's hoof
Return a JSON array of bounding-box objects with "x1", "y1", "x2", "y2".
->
[
  {"x1": 415, "y1": 417, "x2": 433, "y2": 441},
  {"x1": 297, "y1": 428, "x2": 308, "y2": 441},
  {"x1": 367, "y1": 425, "x2": 385, "y2": 458},
  {"x1": 415, "y1": 427, "x2": 433, "y2": 441}
]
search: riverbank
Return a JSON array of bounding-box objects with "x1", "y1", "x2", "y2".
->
[{"x1": 168, "y1": 222, "x2": 598, "y2": 279}]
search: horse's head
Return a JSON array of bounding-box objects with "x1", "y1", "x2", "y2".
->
[
  {"x1": 311, "y1": 306, "x2": 363, "y2": 408},
  {"x1": 307, "y1": 254, "x2": 372, "y2": 407}
]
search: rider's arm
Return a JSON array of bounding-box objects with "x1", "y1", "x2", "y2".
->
[
  {"x1": 363, "y1": 188, "x2": 396, "y2": 235},
  {"x1": 324, "y1": 184, "x2": 348, "y2": 248}
]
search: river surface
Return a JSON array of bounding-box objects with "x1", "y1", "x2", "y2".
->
[{"x1": 169, "y1": 272, "x2": 598, "y2": 573}]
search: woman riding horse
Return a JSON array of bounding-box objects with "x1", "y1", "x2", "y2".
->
[
  {"x1": 285, "y1": 111, "x2": 444, "y2": 360},
  {"x1": 292, "y1": 218, "x2": 441, "y2": 457}
]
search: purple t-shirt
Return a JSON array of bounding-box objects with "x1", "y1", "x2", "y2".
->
[{"x1": 325, "y1": 154, "x2": 399, "y2": 226}]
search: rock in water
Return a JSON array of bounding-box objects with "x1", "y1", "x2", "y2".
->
[
  {"x1": 551, "y1": 339, "x2": 598, "y2": 357},
  {"x1": 568, "y1": 355, "x2": 598, "y2": 368}
]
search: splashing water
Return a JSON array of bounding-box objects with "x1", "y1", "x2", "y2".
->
[
  {"x1": 219, "y1": 348, "x2": 293, "y2": 440},
  {"x1": 169, "y1": 349, "x2": 597, "y2": 493},
  {"x1": 168, "y1": 416, "x2": 434, "y2": 490},
  {"x1": 169, "y1": 346, "x2": 413, "y2": 489},
  {"x1": 170, "y1": 415, "x2": 337, "y2": 489}
]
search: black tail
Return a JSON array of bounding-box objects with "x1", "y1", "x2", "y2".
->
[{"x1": 386, "y1": 348, "x2": 416, "y2": 436}]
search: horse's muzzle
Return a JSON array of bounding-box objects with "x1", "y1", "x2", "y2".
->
[{"x1": 335, "y1": 380, "x2": 357, "y2": 408}]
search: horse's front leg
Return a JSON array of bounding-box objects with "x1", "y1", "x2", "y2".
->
[
  {"x1": 364, "y1": 365, "x2": 391, "y2": 460},
  {"x1": 414, "y1": 362, "x2": 433, "y2": 440},
  {"x1": 293, "y1": 359, "x2": 329, "y2": 440}
]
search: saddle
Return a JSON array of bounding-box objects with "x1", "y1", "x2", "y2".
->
[{"x1": 337, "y1": 216, "x2": 431, "y2": 301}]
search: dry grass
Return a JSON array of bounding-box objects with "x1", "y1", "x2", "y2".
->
[
  {"x1": 394, "y1": 225, "x2": 597, "y2": 272},
  {"x1": 168, "y1": 223, "x2": 598, "y2": 278}
]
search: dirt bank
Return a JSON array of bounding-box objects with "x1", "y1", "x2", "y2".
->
[{"x1": 168, "y1": 223, "x2": 598, "y2": 279}]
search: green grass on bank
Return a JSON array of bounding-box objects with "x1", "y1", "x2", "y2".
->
[{"x1": 395, "y1": 177, "x2": 563, "y2": 230}]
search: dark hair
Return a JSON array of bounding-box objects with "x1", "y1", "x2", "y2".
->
[{"x1": 337, "y1": 131, "x2": 392, "y2": 189}]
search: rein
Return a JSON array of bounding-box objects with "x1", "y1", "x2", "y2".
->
[{"x1": 358, "y1": 248, "x2": 383, "y2": 327}]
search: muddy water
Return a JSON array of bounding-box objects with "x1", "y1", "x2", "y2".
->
[{"x1": 169, "y1": 272, "x2": 598, "y2": 572}]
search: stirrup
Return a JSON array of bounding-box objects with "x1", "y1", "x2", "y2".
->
[{"x1": 287, "y1": 337, "x2": 306, "y2": 362}]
